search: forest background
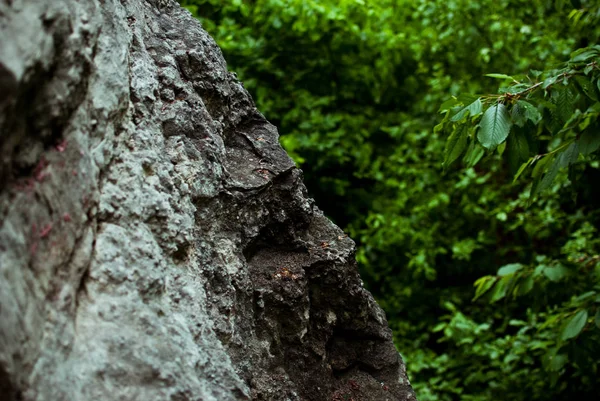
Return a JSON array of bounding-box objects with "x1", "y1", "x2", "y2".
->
[{"x1": 179, "y1": 1, "x2": 600, "y2": 400}]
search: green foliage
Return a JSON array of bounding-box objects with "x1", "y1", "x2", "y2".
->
[
  {"x1": 440, "y1": 46, "x2": 600, "y2": 202},
  {"x1": 180, "y1": 0, "x2": 600, "y2": 400}
]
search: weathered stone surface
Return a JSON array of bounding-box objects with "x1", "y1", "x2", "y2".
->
[{"x1": 0, "y1": 0, "x2": 416, "y2": 400}]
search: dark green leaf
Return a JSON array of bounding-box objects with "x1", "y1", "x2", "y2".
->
[
  {"x1": 595, "y1": 309, "x2": 600, "y2": 330},
  {"x1": 478, "y1": 103, "x2": 511, "y2": 148},
  {"x1": 574, "y1": 76, "x2": 599, "y2": 102},
  {"x1": 519, "y1": 101, "x2": 542, "y2": 125},
  {"x1": 561, "y1": 309, "x2": 588, "y2": 340},
  {"x1": 507, "y1": 133, "x2": 530, "y2": 174},
  {"x1": 444, "y1": 126, "x2": 469, "y2": 167},
  {"x1": 536, "y1": 157, "x2": 562, "y2": 196},
  {"x1": 549, "y1": 353, "x2": 568, "y2": 372},
  {"x1": 513, "y1": 158, "x2": 533, "y2": 182},
  {"x1": 558, "y1": 142, "x2": 579, "y2": 169},
  {"x1": 516, "y1": 275, "x2": 535, "y2": 296},
  {"x1": 578, "y1": 130, "x2": 600, "y2": 155},
  {"x1": 552, "y1": 86, "x2": 578, "y2": 124},
  {"x1": 530, "y1": 155, "x2": 560, "y2": 200},
  {"x1": 464, "y1": 141, "x2": 486, "y2": 167},
  {"x1": 532, "y1": 154, "x2": 555, "y2": 178}
]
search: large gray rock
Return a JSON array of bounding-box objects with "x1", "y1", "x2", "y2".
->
[{"x1": 0, "y1": 0, "x2": 416, "y2": 400}]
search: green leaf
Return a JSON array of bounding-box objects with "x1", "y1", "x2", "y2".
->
[
  {"x1": 595, "y1": 309, "x2": 600, "y2": 330},
  {"x1": 478, "y1": 103, "x2": 511, "y2": 148},
  {"x1": 439, "y1": 97, "x2": 460, "y2": 113},
  {"x1": 451, "y1": 98, "x2": 482, "y2": 121},
  {"x1": 463, "y1": 140, "x2": 485, "y2": 167},
  {"x1": 443, "y1": 125, "x2": 469, "y2": 168},
  {"x1": 532, "y1": 156, "x2": 562, "y2": 199},
  {"x1": 473, "y1": 276, "x2": 496, "y2": 301},
  {"x1": 557, "y1": 142, "x2": 579, "y2": 169},
  {"x1": 485, "y1": 73, "x2": 515, "y2": 80},
  {"x1": 513, "y1": 158, "x2": 534, "y2": 182},
  {"x1": 574, "y1": 76, "x2": 599, "y2": 102},
  {"x1": 578, "y1": 130, "x2": 600, "y2": 155},
  {"x1": 519, "y1": 100, "x2": 542, "y2": 125},
  {"x1": 507, "y1": 133, "x2": 530, "y2": 174},
  {"x1": 561, "y1": 309, "x2": 588, "y2": 341},
  {"x1": 575, "y1": 291, "x2": 596, "y2": 302},
  {"x1": 490, "y1": 276, "x2": 513, "y2": 302},
  {"x1": 542, "y1": 265, "x2": 569, "y2": 282},
  {"x1": 531, "y1": 154, "x2": 555, "y2": 178},
  {"x1": 516, "y1": 275, "x2": 534, "y2": 296},
  {"x1": 543, "y1": 76, "x2": 558, "y2": 89},
  {"x1": 498, "y1": 263, "x2": 523, "y2": 276},
  {"x1": 549, "y1": 353, "x2": 568, "y2": 372},
  {"x1": 552, "y1": 86, "x2": 578, "y2": 124},
  {"x1": 571, "y1": 48, "x2": 599, "y2": 63}
]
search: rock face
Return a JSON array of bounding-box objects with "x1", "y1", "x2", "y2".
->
[{"x1": 0, "y1": 0, "x2": 416, "y2": 400}]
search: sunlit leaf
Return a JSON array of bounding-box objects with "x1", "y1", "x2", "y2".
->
[
  {"x1": 498, "y1": 263, "x2": 523, "y2": 276},
  {"x1": 485, "y1": 73, "x2": 515, "y2": 80},
  {"x1": 543, "y1": 265, "x2": 569, "y2": 282}
]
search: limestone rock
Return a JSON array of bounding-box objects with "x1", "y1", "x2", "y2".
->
[{"x1": 0, "y1": 0, "x2": 416, "y2": 400}]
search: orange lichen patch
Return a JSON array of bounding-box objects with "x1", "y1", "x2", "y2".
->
[{"x1": 273, "y1": 267, "x2": 300, "y2": 281}]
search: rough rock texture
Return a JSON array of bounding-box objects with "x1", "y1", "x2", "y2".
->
[{"x1": 0, "y1": 0, "x2": 416, "y2": 400}]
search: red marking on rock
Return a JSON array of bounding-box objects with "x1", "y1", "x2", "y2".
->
[
  {"x1": 55, "y1": 139, "x2": 67, "y2": 152},
  {"x1": 39, "y1": 223, "x2": 53, "y2": 238},
  {"x1": 34, "y1": 158, "x2": 50, "y2": 182},
  {"x1": 63, "y1": 213, "x2": 72, "y2": 222}
]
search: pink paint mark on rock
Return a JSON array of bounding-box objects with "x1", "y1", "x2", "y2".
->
[
  {"x1": 39, "y1": 223, "x2": 53, "y2": 238},
  {"x1": 34, "y1": 158, "x2": 50, "y2": 182},
  {"x1": 30, "y1": 242, "x2": 38, "y2": 255},
  {"x1": 55, "y1": 139, "x2": 67, "y2": 152},
  {"x1": 62, "y1": 213, "x2": 72, "y2": 222}
]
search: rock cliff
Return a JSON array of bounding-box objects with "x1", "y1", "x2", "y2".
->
[{"x1": 0, "y1": 0, "x2": 416, "y2": 400}]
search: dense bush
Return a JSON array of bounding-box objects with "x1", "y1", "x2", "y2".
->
[{"x1": 180, "y1": 1, "x2": 600, "y2": 400}]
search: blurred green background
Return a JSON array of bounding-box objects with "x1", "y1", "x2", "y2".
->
[{"x1": 179, "y1": 1, "x2": 600, "y2": 400}]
